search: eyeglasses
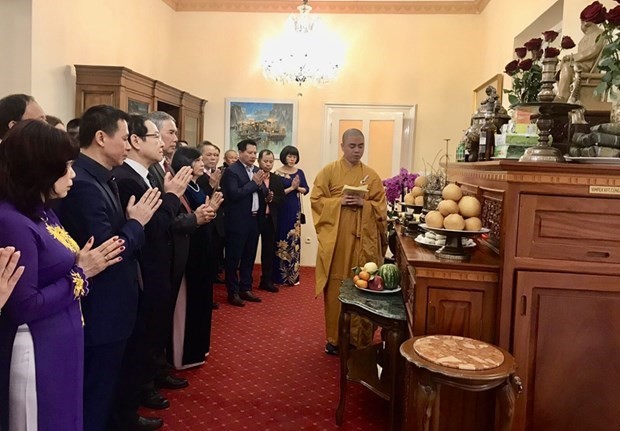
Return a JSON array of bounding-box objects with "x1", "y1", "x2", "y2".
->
[{"x1": 143, "y1": 133, "x2": 161, "y2": 139}]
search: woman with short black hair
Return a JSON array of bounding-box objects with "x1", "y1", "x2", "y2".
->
[
  {"x1": 274, "y1": 145, "x2": 309, "y2": 286},
  {"x1": 170, "y1": 147, "x2": 222, "y2": 369},
  {"x1": 0, "y1": 120, "x2": 124, "y2": 431}
]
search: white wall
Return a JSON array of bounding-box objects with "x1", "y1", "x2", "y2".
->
[{"x1": 0, "y1": 0, "x2": 32, "y2": 95}]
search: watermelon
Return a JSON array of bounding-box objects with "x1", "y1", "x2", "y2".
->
[{"x1": 378, "y1": 264, "x2": 400, "y2": 290}]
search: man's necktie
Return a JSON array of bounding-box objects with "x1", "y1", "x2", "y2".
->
[
  {"x1": 163, "y1": 160, "x2": 173, "y2": 174},
  {"x1": 146, "y1": 172, "x2": 158, "y2": 189},
  {"x1": 107, "y1": 176, "x2": 123, "y2": 215},
  {"x1": 247, "y1": 166, "x2": 259, "y2": 213},
  {"x1": 265, "y1": 175, "x2": 270, "y2": 215}
]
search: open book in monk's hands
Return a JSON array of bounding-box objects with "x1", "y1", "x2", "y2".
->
[{"x1": 342, "y1": 184, "x2": 369, "y2": 196}]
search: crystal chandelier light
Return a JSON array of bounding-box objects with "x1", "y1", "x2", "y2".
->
[{"x1": 262, "y1": 0, "x2": 344, "y2": 87}]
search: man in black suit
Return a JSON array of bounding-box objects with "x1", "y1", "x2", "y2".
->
[
  {"x1": 257, "y1": 149, "x2": 285, "y2": 293},
  {"x1": 111, "y1": 115, "x2": 193, "y2": 430},
  {"x1": 197, "y1": 141, "x2": 226, "y2": 303},
  {"x1": 221, "y1": 139, "x2": 266, "y2": 307},
  {"x1": 57, "y1": 105, "x2": 162, "y2": 431},
  {"x1": 145, "y1": 112, "x2": 214, "y2": 391}
]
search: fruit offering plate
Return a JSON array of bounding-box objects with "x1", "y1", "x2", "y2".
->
[
  {"x1": 415, "y1": 232, "x2": 476, "y2": 250},
  {"x1": 419, "y1": 224, "x2": 490, "y2": 236},
  {"x1": 355, "y1": 284, "x2": 402, "y2": 294}
]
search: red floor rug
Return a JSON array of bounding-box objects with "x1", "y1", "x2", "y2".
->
[{"x1": 141, "y1": 266, "x2": 389, "y2": 430}]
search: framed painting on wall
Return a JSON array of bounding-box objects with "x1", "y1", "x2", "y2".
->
[
  {"x1": 473, "y1": 74, "x2": 504, "y2": 112},
  {"x1": 225, "y1": 98, "x2": 298, "y2": 157}
]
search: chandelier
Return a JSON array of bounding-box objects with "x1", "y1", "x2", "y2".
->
[{"x1": 262, "y1": 0, "x2": 344, "y2": 87}]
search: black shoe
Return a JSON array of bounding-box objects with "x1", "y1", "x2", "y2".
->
[
  {"x1": 227, "y1": 294, "x2": 245, "y2": 307},
  {"x1": 140, "y1": 389, "x2": 170, "y2": 410},
  {"x1": 259, "y1": 282, "x2": 279, "y2": 293},
  {"x1": 239, "y1": 291, "x2": 262, "y2": 302},
  {"x1": 325, "y1": 342, "x2": 339, "y2": 356},
  {"x1": 212, "y1": 301, "x2": 220, "y2": 309},
  {"x1": 129, "y1": 415, "x2": 163, "y2": 431},
  {"x1": 155, "y1": 375, "x2": 188, "y2": 390}
]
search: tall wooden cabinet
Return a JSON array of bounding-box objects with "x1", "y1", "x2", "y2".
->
[
  {"x1": 74, "y1": 65, "x2": 207, "y2": 146},
  {"x1": 447, "y1": 161, "x2": 620, "y2": 431}
]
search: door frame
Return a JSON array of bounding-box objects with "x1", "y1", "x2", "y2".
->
[{"x1": 322, "y1": 103, "x2": 417, "y2": 173}]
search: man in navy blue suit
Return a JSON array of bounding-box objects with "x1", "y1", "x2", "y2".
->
[
  {"x1": 58, "y1": 105, "x2": 162, "y2": 431},
  {"x1": 221, "y1": 139, "x2": 266, "y2": 307}
]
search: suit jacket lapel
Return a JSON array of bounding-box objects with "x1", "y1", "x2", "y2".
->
[
  {"x1": 149, "y1": 163, "x2": 166, "y2": 190},
  {"x1": 77, "y1": 156, "x2": 123, "y2": 216}
]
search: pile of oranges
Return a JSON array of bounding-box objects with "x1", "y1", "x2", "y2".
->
[{"x1": 353, "y1": 271, "x2": 372, "y2": 289}]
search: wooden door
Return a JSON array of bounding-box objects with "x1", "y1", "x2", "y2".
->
[{"x1": 513, "y1": 271, "x2": 620, "y2": 431}]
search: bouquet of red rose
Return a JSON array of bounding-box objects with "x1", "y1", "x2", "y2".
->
[
  {"x1": 578, "y1": 1, "x2": 620, "y2": 97},
  {"x1": 504, "y1": 32, "x2": 575, "y2": 105}
]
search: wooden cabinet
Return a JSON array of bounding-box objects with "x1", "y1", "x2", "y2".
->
[
  {"x1": 449, "y1": 161, "x2": 620, "y2": 431},
  {"x1": 396, "y1": 231, "x2": 501, "y2": 431},
  {"x1": 513, "y1": 271, "x2": 620, "y2": 431},
  {"x1": 75, "y1": 65, "x2": 207, "y2": 146},
  {"x1": 396, "y1": 231, "x2": 500, "y2": 343},
  {"x1": 426, "y1": 287, "x2": 483, "y2": 337}
]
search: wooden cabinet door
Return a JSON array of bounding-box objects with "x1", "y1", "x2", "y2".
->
[
  {"x1": 513, "y1": 271, "x2": 620, "y2": 431},
  {"x1": 426, "y1": 288, "x2": 483, "y2": 339}
]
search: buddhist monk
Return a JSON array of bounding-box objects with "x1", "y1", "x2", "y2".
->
[{"x1": 310, "y1": 128, "x2": 387, "y2": 355}]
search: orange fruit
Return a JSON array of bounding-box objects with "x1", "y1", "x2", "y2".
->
[
  {"x1": 355, "y1": 279, "x2": 368, "y2": 289},
  {"x1": 353, "y1": 275, "x2": 360, "y2": 283},
  {"x1": 359, "y1": 271, "x2": 370, "y2": 281}
]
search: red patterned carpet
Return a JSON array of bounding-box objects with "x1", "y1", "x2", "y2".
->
[{"x1": 140, "y1": 266, "x2": 388, "y2": 431}]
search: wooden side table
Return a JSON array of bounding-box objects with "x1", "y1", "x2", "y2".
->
[
  {"x1": 336, "y1": 280, "x2": 408, "y2": 431},
  {"x1": 400, "y1": 335, "x2": 522, "y2": 431}
]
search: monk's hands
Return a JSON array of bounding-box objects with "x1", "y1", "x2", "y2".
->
[
  {"x1": 341, "y1": 193, "x2": 364, "y2": 207},
  {"x1": 164, "y1": 166, "x2": 193, "y2": 198},
  {"x1": 77, "y1": 236, "x2": 125, "y2": 278}
]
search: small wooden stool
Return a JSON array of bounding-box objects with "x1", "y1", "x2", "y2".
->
[{"x1": 400, "y1": 335, "x2": 522, "y2": 431}]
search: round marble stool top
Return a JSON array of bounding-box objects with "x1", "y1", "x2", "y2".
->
[{"x1": 413, "y1": 335, "x2": 504, "y2": 371}]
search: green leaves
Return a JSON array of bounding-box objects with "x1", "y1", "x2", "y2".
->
[
  {"x1": 595, "y1": 24, "x2": 620, "y2": 96},
  {"x1": 505, "y1": 62, "x2": 542, "y2": 104}
]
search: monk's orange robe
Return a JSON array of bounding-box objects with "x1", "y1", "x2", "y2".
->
[{"x1": 311, "y1": 158, "x2": 387, "y2": 345}]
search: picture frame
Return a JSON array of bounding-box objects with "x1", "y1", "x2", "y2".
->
[
  {"x1": 473, "y1": 74, "x2": 504, "y2": 112},
  {"x1": 225, "y1": 98, "x2": 298, "y2": 157}
]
